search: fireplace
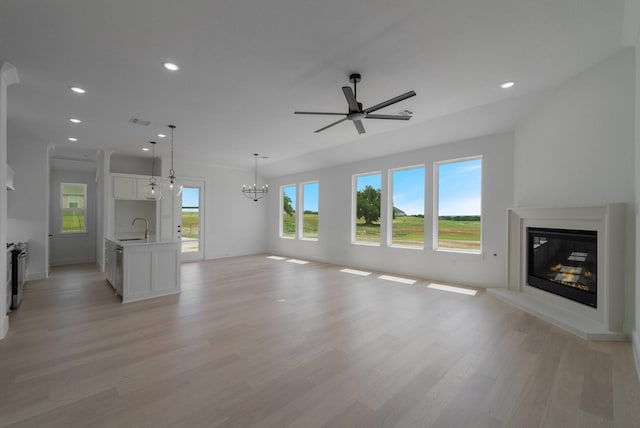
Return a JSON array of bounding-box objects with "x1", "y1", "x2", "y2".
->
[
  {"x1": 495, "y1": 204, "x2": 626, "y2": 340},
  {"x1": 527, "y1": 227, "x2": 597, "y2": 308}
]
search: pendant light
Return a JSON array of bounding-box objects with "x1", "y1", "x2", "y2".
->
[
  {"x1": 242, "y1": 153, "x2": 269, "y2": 202},
  {"x1": 164, "y1": 124, "x2": 183, "y2": 197},
  {"x1": 143, "y1": 141, "x2": 162, "y2": 200}
]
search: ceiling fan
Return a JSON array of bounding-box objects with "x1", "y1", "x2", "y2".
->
[{"x1": 295, "y1": 73, "x2": 416, "y2": 135}]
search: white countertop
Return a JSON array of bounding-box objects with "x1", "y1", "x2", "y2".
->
[{"x1": 105, "y1": 236, "x2": 180, "y2": 247}]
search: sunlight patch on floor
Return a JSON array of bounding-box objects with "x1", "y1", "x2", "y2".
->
[
  {"x1": 378, "y1": 275, "x2": 416, "y2": 285},
  {"x1": 340, "y1": 268, "x2": 371, "y2": 276},
  {"x1": 266, "y1": 256, "x2": 287, "y2": 260},
  {"x1": 286, "y1": 259, "x2": 309, "y2": 264},
  {"x1": 427, "y1": 283, "x2": 477, "y2": 296}
]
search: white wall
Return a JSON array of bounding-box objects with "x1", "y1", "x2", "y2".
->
[
  {"x1": 49, "y1": 168, "x2": 97, "y2": 266},
  {"x1": 267, "y1": 133, "x2": 513, "y2": 288},
  {"x1": 173, "y1": 160, "x2": 268, "y2": 259},
  {"x1": 6, "y1": 129, "x2": 49, "y2": 280},
  {"x1": 114, "y1": 200, "x2": 157, "y2": 236},
  {"x1": 634, "y1": 37, "x2": 640, "y2": 377},
  {"x1": 1, "y1": 62, "x2": 18, "y2": 339},
  {"x1": 515, "y1": 48, "x2": 636, "y2": 333}
]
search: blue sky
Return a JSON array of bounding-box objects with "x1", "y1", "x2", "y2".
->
[
  {"x1": 182, "y1": 187, "x2": 199, "y2": 210},
  {"x1": 438, "y1": 158, "x2": 481, "y2": 216},
  {"x1": 303, "y1": 182, "x2": 319, "y2": 212},
  {"x1": 356, "y1": 173, "x2": 381, "y2": 191},
  {"x1": 283, "y1": 185, "x2": 296, "y2": 212},
  {"x1": 392, "y1": 167, "x2": 424, "y2": 215}
]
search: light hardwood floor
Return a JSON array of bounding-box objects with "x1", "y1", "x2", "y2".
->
[{"x1": 0, "y1": 255, "x2": 639, "y2": 427}]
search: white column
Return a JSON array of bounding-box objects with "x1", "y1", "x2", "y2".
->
[{"x1": 0, "y1": 62, "x2": 19, "y2": 339}]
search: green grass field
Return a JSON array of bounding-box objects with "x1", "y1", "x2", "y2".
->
[
  {"x1": 282, "y1": 213, "x2": 319, "y2": 238},
  {"x1": 62, "y1": 212, "x2": 85, "y2": 232},
  {"x1": 283, "y1": 212, "x2": 481, "y2": 250},
  {"x1": 181, "y1": 211, "x2": 200, "y2": 238},
  {"x1": 438, "y1": 219, "x2": 481, "y2": 250}
]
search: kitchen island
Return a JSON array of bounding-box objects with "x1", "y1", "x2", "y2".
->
[{"x1": 104, "y1": 238, "x2": 181, "y2": 303}]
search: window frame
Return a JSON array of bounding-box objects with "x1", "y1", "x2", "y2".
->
[
  {"x1": 433, "y1": 155, "x2": 483, "y2": 254},
  {"x1": 352, "y1": 171, "x2": 382, "y2": 246},
  {"x1": 388, "y1": 164, "x2": 425, "y2": 250},
  {"x1": 299, "y1": 181, "x2": 319, "y2": 241},
  {"x1": 60, "y1": 182, "x2": 87, "y2": 234},
  {"x1": 280, "y1": 183, "x2": 297, "y2": 239}
]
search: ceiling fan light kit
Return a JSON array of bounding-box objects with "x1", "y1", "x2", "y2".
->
[{"x1": 294, "y1": 73, "x2": 416, "y2": 135}]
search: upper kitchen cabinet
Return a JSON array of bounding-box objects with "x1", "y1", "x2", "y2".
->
[{"x1": 112, "y1": 174, "x2": 155, "y2": 200}]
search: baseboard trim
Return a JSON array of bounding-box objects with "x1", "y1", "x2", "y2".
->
[
  {"x1": 27, "y1": 271, "x2": 47, "y2": 281},
  {"x1": 49, "y1": 258, "x2": 96, "y2": 267},
  {"x1": 633, "y1": 331, "x2": 640, "y2": 382},
  {"x1": 0, "y1": 315, "x2": 8, "y2": 340}
]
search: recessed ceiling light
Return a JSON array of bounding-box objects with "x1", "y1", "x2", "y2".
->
[
  {"x1": 69, "y1": 118, "x2": 82, "y2": 124},
  {"x1": 163, "y1": 62, "x2": 179, "y2": 71},
  {"x1": 70, "y1": 86, "x2": 86, "y2": 94},
  {"x1": 142, "y1": 147, "x2": 150, "y2": 151},
  {"x1": 501, "y1": 81, "x2": 515, "y2": 89},
  {"x1": 68, "y1": 137, "x2": 78, "y2": 142},
  {"x1": 157, "y1": 133, "x2": 166, "y2": 138}
]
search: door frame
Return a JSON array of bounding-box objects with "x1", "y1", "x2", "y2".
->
[{"x1": 176, "y1": 178, "x2": 205, "y2": 262}]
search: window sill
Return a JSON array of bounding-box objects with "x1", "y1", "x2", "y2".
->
[
  {"x1": 389, "y1": 244, "x2": 424, "y2": 251},
  {"x1": 434, "y1": 248, "x2": 482, "y2": 256},
  {"x1": 352, "y1": 241, "x2": 380, "y2": 247},
  {"x1": 58, "y1": 232, "x2": 88, "y2": 238}
]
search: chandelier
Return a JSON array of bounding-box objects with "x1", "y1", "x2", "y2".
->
[
  {"x1": 143, "y1": 141, "x2": 162, "y2": 200},
  {"x1": 242, "y1": 153, "x2": 269, "y2": 202}
]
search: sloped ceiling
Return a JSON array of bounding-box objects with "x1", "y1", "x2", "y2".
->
[{"x1": 0, "y1": 0, "x2": 628, "y2": 176}]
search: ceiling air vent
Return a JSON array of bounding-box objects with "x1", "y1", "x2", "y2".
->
[{"x1": 129, "y1": 117, "x2": 151, "y2": 126}]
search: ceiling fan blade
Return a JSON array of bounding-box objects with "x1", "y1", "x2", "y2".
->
[
  {"x1": 342, "y1": 86, "x2": 360, "y2": 112},
  {"x1": 353, "y1": 120, "x2": 366, "y2": 135},
  {"x1": 365, "y1": 114, "x2": 412, "y2": 120},
  {"x1": 314, "y1": 117, "x2": 347, "y2": 133},
  {"x1": 363, "y1": 91, "x2": 416, "y2": 114},
  {"x1": 294, "y1": 111, "x2": 346, "y2": 116}
]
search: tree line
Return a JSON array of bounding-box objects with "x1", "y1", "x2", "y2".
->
[{"x1": 284, "y1": 186, "x2": 479, "y2": 225}]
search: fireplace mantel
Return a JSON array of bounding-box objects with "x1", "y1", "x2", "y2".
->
[{"x1": 489, "y1": 204, "x2": 628, "y2": 340}]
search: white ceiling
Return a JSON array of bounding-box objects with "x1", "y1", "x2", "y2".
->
[{"x1": 0, "y1": 0, "x2": 629, "y2": 176}]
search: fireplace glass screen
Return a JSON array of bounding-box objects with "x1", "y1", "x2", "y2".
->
[{"x1": 527, "y1": 227, "x2": 597, "y2": 307}]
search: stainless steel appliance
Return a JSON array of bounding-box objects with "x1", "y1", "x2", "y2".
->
[
  {"x1": 10, "y1": 242, "x2": 28, "y2": 309},
  {"x1": 6, "y1": 243, "x2": 13, "y2": 313},
  {"x1": 115, "y1": 245, "x2": 123, "y2": 296}
]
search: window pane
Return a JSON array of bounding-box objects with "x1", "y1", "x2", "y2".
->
[
  {"x1": 61, "y1": 183, "x2": 86, "y2": 233},
  {"x1": 354, "y1": 173, "x2": 381, "y2": 244},
  {"x1": 282, "y1": 185, "x2": 296, "y2": 238},
  {"x1": 437, "y1": 158, "x2": 481, "y2": 251},
  {"x1": 302, "y1": 182, "x2": 319, "y2": 240},
  {"x1": 391, "y1": 167, "x2": 424, "y2": 247},
  {"x1": 181, "y1": 187, "x2": 200, "y2": 253}
]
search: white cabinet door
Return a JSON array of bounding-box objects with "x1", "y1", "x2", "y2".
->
[
  {"x1": 113, "y1": 176, "x2": 137, "y2": 199},
  {"x1": 136, "y1": 178, "x2": 150, "y2": 199}
]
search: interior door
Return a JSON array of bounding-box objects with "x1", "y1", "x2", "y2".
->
[{"x1": 178, "y1": 180, "x2": 204, "y2": 261}]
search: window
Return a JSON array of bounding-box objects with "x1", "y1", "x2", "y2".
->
[
  {"x1": 390, "y1": 166, "x2": 425, "y2": 247},
  {"x1": 435, "y1": 157, "x2": 482, "y2": 252},
  {"x1": 353, "y1": 172, "x2": 382, "y2": 244},
  {"x1": 301, "y1": 182, "x2": 319, "y2": 240},
  {"x1": 281, "y1": 184, "x2": 297, "y2": 238},
  {"x1": 61, "y1": 183, "x2": 86, "y2": 233}
]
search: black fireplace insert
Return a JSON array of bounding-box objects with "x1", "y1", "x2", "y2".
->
[{"x1": 527, "y1": 227, "x2": 597, "y2": 308}]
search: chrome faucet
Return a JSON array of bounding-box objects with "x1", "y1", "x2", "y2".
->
[{"x1": 132, "y1": 217, "x2": 149, "y2": 242}]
